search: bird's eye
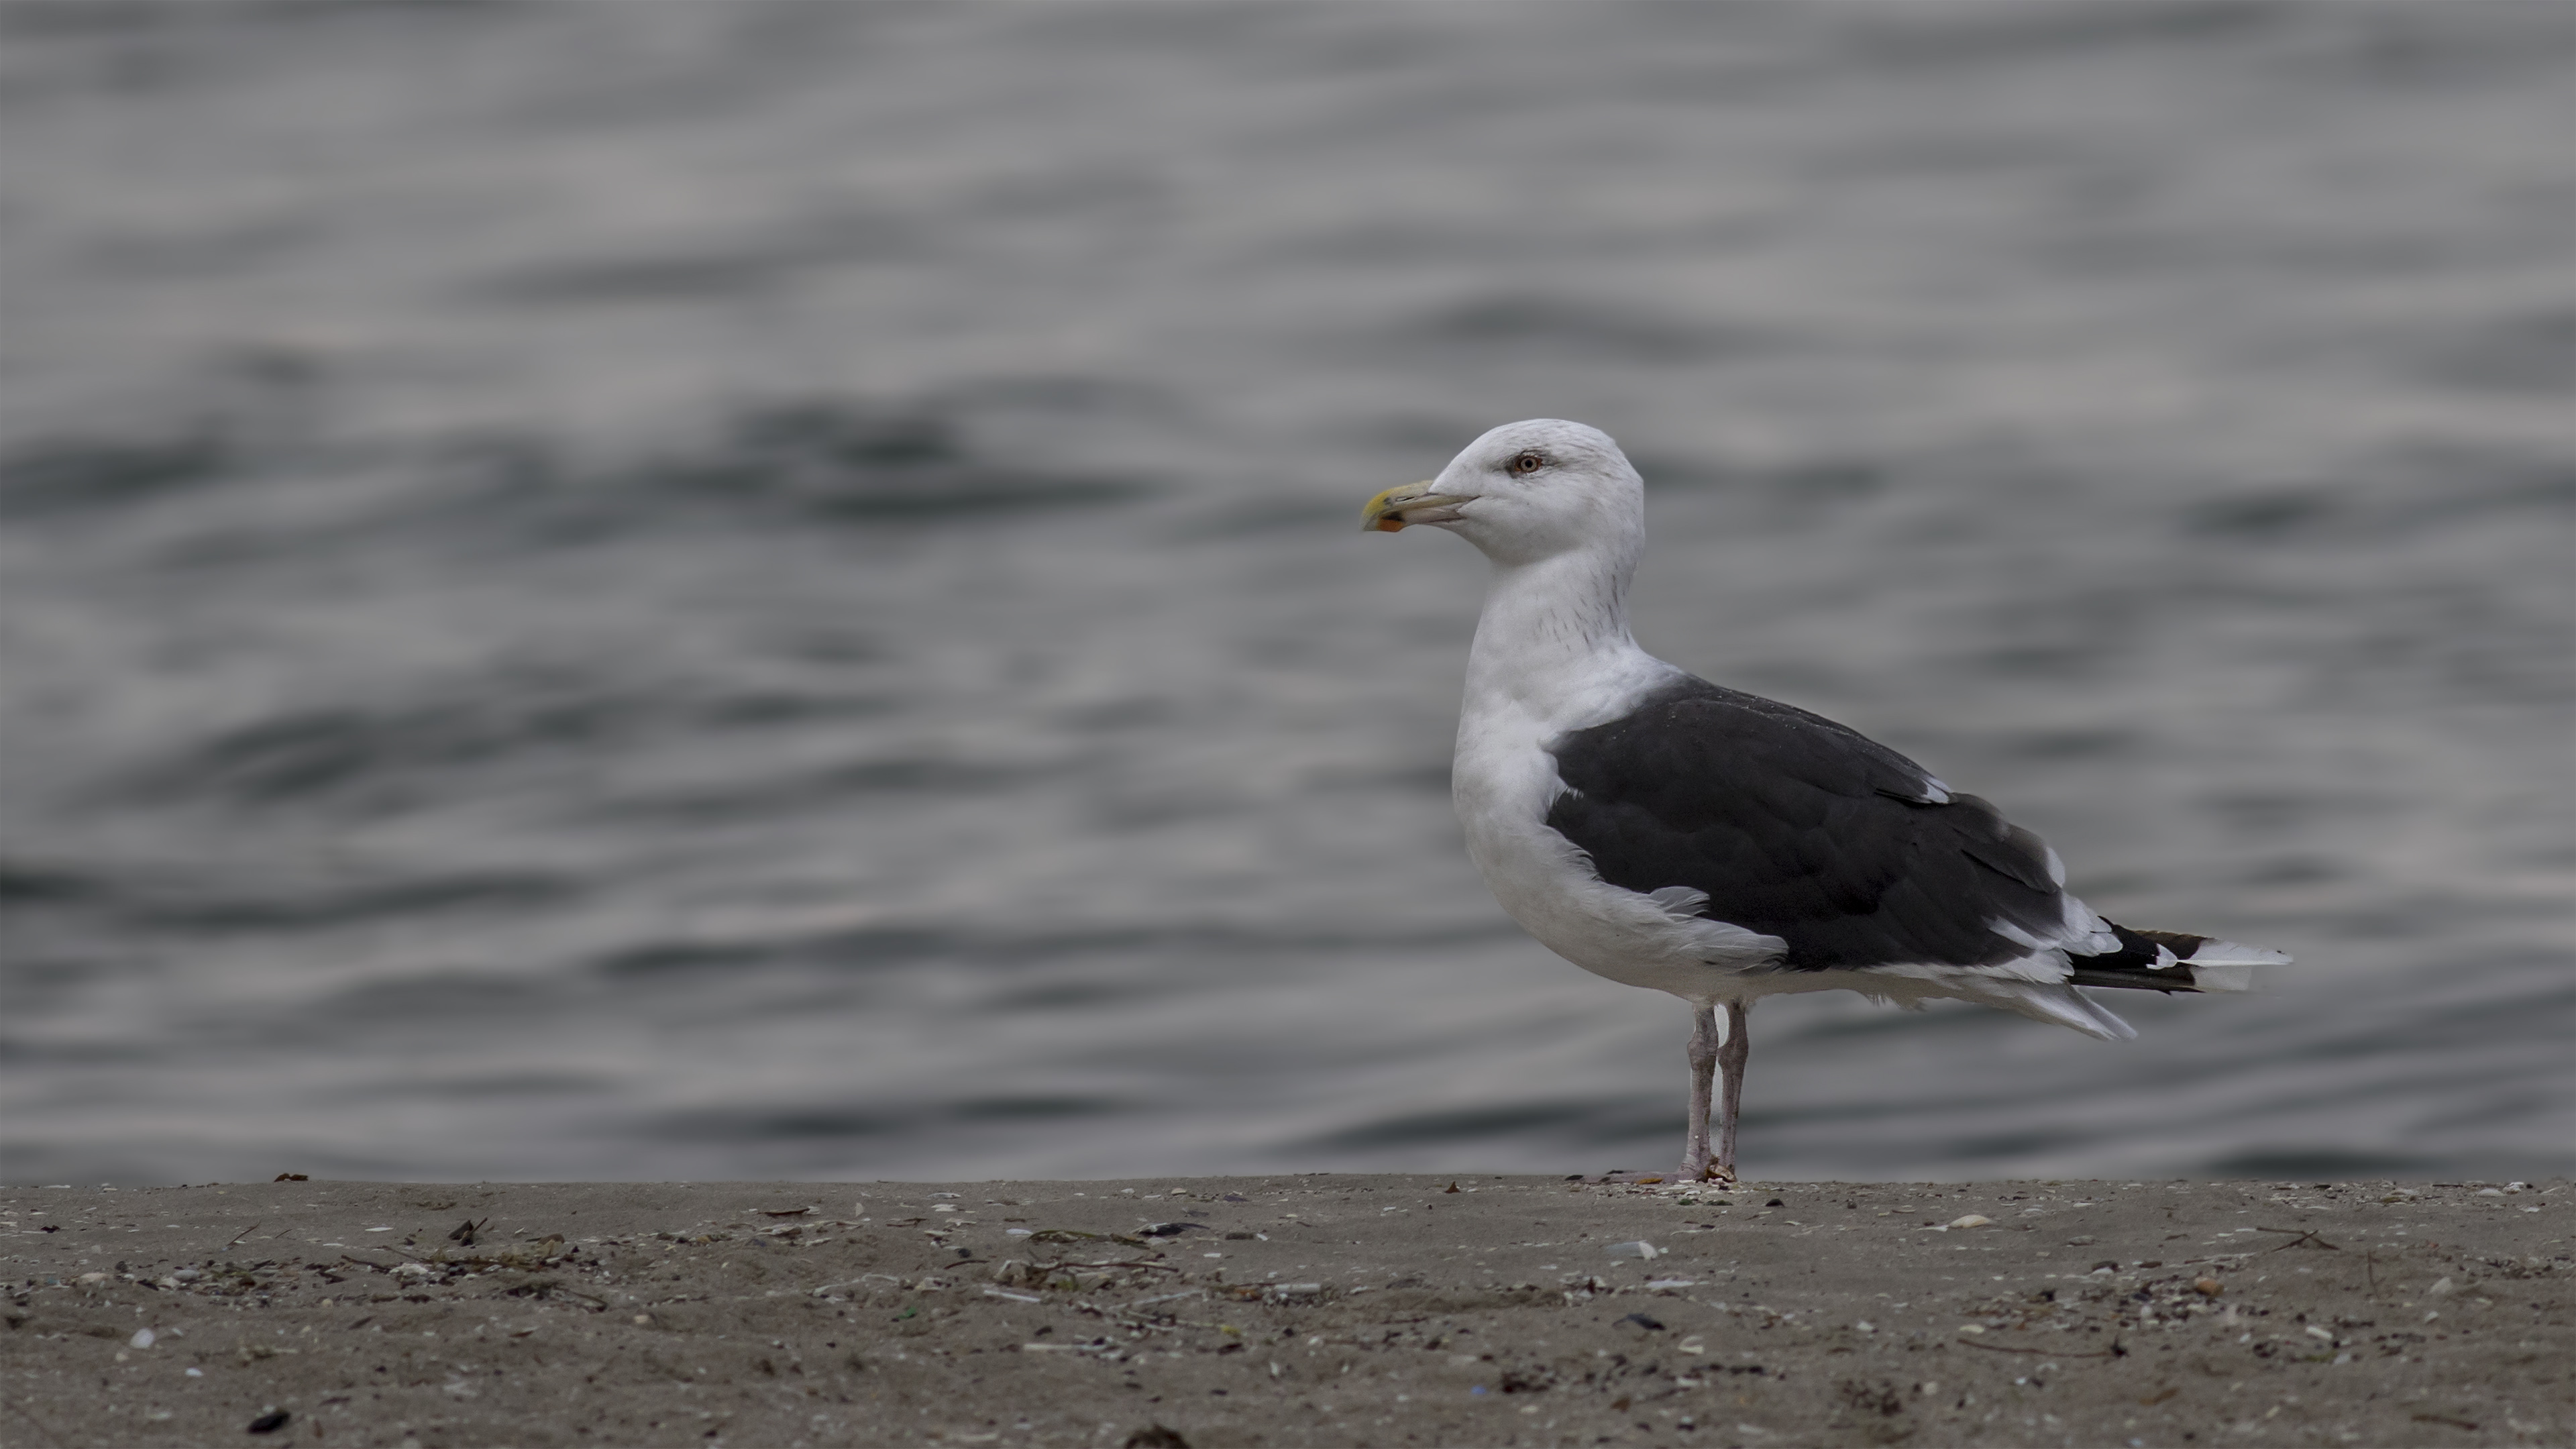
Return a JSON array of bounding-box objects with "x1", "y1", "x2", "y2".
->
[{"x1": 1509, "y1": 451, "x2": 1546, "y2": 476}]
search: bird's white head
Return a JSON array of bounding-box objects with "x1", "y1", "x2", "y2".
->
[{"x1": 1360, "y1": 419, "x2": 1645, "y2": 568}]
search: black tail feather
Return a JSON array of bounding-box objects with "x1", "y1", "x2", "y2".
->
[{"x1": 2066, "y1": 922, "x2": 2213, "y2": 994}]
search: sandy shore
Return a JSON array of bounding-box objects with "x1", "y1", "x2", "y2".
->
[{"x1": 4, "y1": 1175, "x2": 2567, "y2": 1448}]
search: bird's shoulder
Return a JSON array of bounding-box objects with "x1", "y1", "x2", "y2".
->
[{"x1": 1547, "y1": 674, "x2": 1945, "y2": 809}]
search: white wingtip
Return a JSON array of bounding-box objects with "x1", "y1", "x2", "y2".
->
[
  {"x1": 2186, "y1": 962, "x2": 2256, "y2": 992},
  {"x1": 2181, "y1": 937, "x2": 2292, "y2": 967}
]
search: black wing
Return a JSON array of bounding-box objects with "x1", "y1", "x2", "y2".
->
[{"x1": 1544, "y1": 678, "x2": 2076, "y2": 971}]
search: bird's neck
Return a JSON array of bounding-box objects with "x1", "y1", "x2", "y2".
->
[{"x1": 1464, "y1": 543, "x2": 1662, "y2": 723}]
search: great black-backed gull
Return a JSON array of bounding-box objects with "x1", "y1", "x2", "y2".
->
[{"x1": 1362, "y1": 419, "x2": 2288, "y2": 1184}]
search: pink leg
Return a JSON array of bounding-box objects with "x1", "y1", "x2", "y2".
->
[
  {"x1": 1713, "y1": 1000, "x2": 1750, "y2": 1185},
  {"x1": 1680, "y1": 1005, "x2": 1717, "y2": 1181}
]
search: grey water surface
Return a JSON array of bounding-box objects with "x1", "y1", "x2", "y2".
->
[{"x1": 3, "y1": 2, "x2": 2569, "y2": 1187}]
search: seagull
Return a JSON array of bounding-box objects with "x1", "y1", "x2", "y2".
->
[{"x1": 1362, "y1": 419, "x2": 2288, "y2": 1185}]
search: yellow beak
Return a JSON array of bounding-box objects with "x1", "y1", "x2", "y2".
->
[{"x1": 1360, "y1": 481, "x2": 1472, "y2": 533}]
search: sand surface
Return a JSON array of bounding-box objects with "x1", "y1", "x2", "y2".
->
[{"x1": 4, "y1": 1176, "x2": 2567, "y2": 1448}]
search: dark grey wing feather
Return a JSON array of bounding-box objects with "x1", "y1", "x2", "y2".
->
[{"x1": 1544, "y1": 679, "x2": 2074, "y2": 970}]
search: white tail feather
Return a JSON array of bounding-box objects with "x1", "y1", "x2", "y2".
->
[{"x1": 1976, "y1": 980, "x2": 2136, "y2": 1040}]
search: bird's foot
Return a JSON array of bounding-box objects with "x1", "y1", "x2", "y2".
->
[{"x1": 1575, "y1": 1165, "x2": 1738, "y2": 1188}]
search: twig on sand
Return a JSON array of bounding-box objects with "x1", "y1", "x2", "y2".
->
[
  {"x1": 502, "y1": 1280, "x2": 606, "y2": 1310},
  {"x1": 1954, "y1": 1335, "x2": 2125, "y2": 1359},
  {"x1": 3, "y1": 1396, "x2": 66, "y2": 1449},
  {"x1": 2255, "y1": 1226, "x2": 2341, "y2": 1252}
]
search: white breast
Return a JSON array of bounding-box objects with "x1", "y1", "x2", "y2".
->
[{"x1": 1451, "y1": 678, "x2": 1786, "y2": 1004}]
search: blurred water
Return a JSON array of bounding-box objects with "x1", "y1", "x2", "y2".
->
[{"x1": 2, "y1": 2, "x2": 2569, "y2": 1187}]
